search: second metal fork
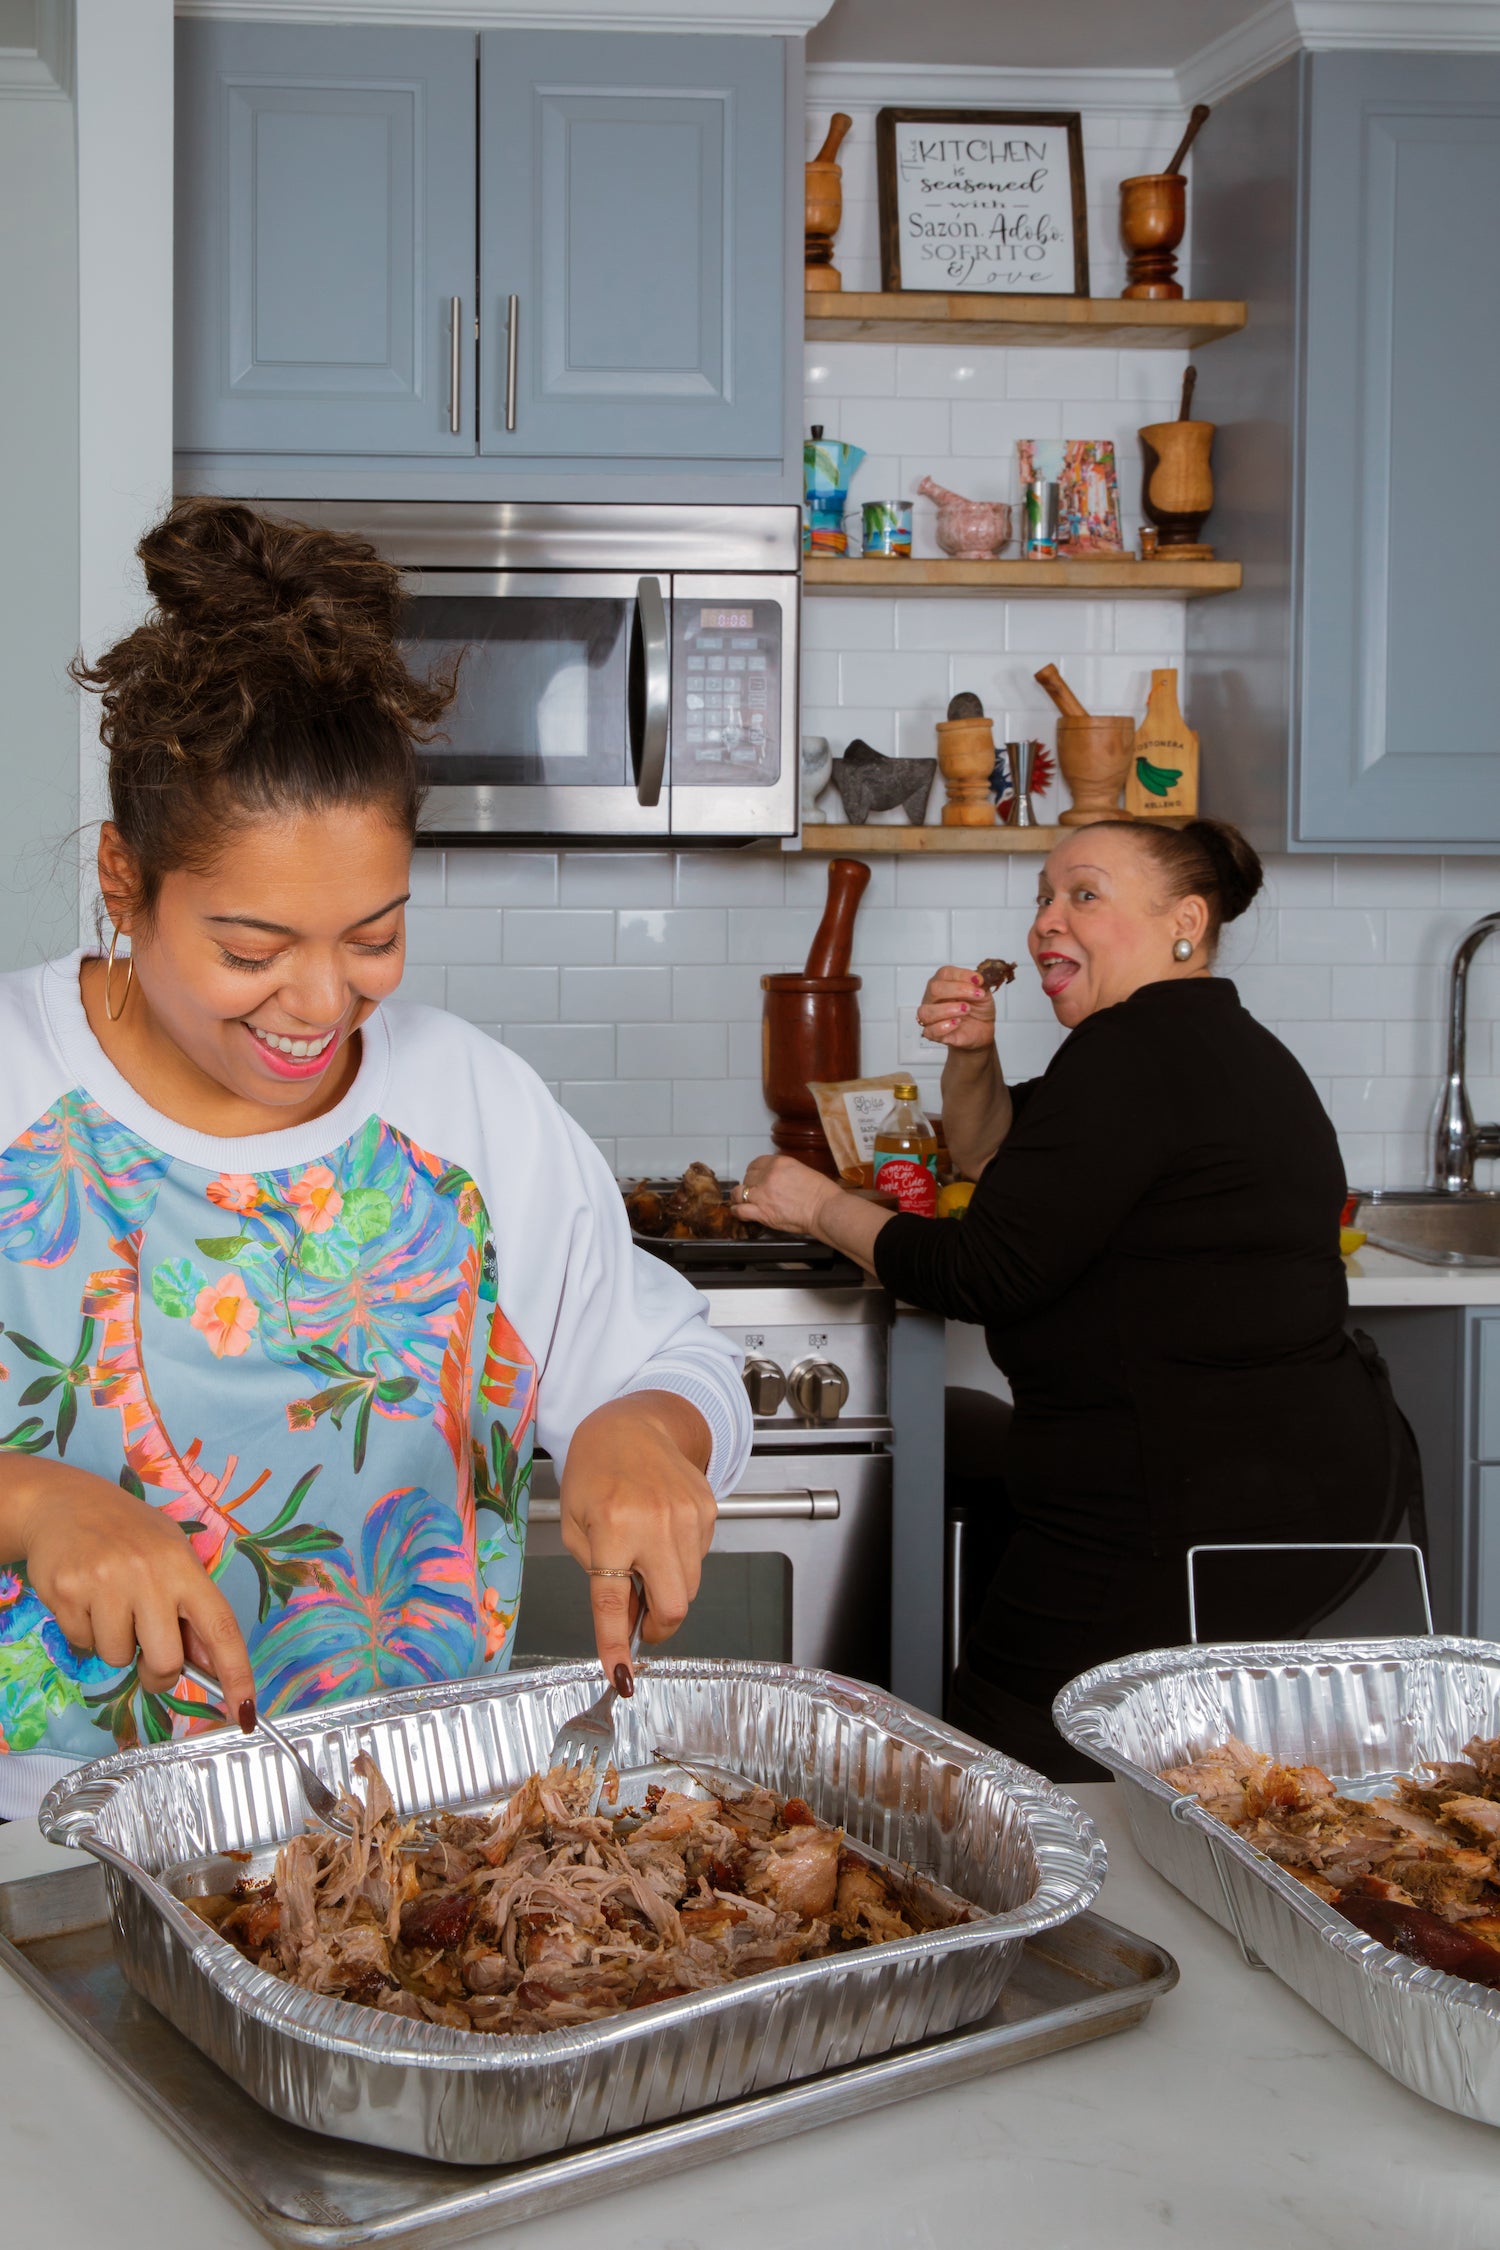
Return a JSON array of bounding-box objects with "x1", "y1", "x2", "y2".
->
[{"x1": 546, "y1": 1574, "x2": 647, "y2": 1815}]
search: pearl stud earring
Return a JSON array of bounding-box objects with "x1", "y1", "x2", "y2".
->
[{"x1": 1172, "y1": 937, "x2": 1194, "y2": 961}]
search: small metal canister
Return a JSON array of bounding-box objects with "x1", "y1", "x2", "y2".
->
[
  {"x1": 861, "y1": 500, "x2": 913, "y2": 557},
  {"x1": 1023, "y1": 479, "x2": 1060, "y2": 559}
]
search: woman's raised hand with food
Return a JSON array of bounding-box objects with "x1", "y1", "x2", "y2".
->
[
  {"x1": 915, "y1": 965, "x2": 997, "y2": 1052},
  {"x1": 0, "y1": 1458, "x2": 257, "y2": 1721}
]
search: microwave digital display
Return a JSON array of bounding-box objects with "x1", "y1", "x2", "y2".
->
[{"x1": 699, "y1": 608, "x2": 753, "y2": 630}]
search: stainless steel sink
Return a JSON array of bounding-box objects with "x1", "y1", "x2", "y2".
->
[{"x1": 1353, "y1": 1190, "x2": 1500, "y2": 1267}]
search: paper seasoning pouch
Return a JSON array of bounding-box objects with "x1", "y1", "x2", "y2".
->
[{"x1": 808, "y1": 1073, "x2": 914, "y2": 1186}]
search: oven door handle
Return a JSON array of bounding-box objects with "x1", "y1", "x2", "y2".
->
[
  {"x1": 629, "y1": 574, "x2": 669, "y2": 808},
  {"x1": 528, "y1": 1491, "x2": 839, "y2": 1523}
]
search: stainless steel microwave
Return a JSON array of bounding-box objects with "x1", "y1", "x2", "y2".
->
[{"x1": 264, "y1": 502, "x2": 801, "y2": 844}]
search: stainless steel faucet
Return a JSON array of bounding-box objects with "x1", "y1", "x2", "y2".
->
[{"x1": 1433, "y1": 912, "x2": 1500, "y2": 1192}]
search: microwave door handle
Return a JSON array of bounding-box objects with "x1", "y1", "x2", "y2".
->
[{"x1": 630, "y1": 575, "x2": 669, "y2": 808}]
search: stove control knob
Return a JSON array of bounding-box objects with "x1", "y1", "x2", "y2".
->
[
  {"x1": 742, "y1": 1357, "x2": 787, "y2": 1416},
  {"x1": 789, "y1": 1358, "x2": 850, "y2": 1423}
]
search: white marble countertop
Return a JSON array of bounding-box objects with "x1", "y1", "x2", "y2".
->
[
  {"x1": 6, "y1": 1783, "x2": 1500, "y2": 2249},
  {"x1": 1344, "y1": 1244, "x2": 1500, "y2": 1307}
]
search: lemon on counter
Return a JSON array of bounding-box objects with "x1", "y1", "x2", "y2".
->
[
  {"x1": 937, "y1": 1181, "x2": 975, "y2": 1219},
  {"x1": 1340, "y1": 1227, "x2": 1367, "y2": 1257}
]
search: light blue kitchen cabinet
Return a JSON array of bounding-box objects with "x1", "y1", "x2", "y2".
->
[
  {"x1": 477, "y1": 32, "x2": 784, "y2": 464},
  {"x1": 1187, "y1": 53, "x2": 1500, "y2": 851},
  {"x1": 176, "y1": 23, "x2": 477, "y2": 457}
]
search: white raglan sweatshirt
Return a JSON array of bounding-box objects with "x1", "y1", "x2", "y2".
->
[{"x1": 0, "y1": 955, "x2": 750, "y2": 1817}]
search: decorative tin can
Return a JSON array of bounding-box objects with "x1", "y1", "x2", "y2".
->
[
  {"x1": 1023, "y1": 478, "x2": 1060, "y2": 559},
  {"x1": 861, "y1": 500, "x2": 913, "y2": 557}
]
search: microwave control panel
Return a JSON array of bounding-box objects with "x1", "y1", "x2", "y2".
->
[{"x1": 673, "y1": 603, "x2": 781, "y2": 786}]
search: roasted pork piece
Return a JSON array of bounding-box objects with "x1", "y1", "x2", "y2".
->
[
  {"x1": 1161, "y1": 1732, "x2": 1500, "y2": 1986},
  {"x1": 624, "y1": 1163, "x2": 764, "y2": 1242},
  {"x1": 975, "y1": 958, "x2": 1016, "y2": 992},
  {"x1": 190, "y1": 1758, "x2": 968, "y2": 2035}
]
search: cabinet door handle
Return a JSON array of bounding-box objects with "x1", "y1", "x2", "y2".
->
[
  {"x1": 504, "y1": 293, "x2": 519, "y2": 433},
  {"x1": 631, "y1": 575, "x2": 669, "y2": 809},
  {"x1": 448, "y1": 296, "x2": 462, "y2": 436},
  {"x1": 528, "y1": 1492, "x2": 839, "y2": 1523}
]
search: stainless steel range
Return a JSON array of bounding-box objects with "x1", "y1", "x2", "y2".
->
[{"x1": 518, "y1": 1236, "x2": 894, "y2": 1684}]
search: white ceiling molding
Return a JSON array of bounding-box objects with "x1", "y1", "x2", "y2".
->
[
  {"x1": 805, "y1": 58, "x2": 1184, "y2": 114},
  {"x1": 1180, "y1": 0, "x2": 1500, "y2": 103},
  {"x1": 0, "y1": 0, "x2": 73, "y2": 98},
  {"x1": 176, "y1": 0, "x2": 837, "y2": 29}
]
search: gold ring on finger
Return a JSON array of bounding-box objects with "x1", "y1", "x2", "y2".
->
[{"x1": 588, "y1": 1566, "x2": 634, "y2": 1579}]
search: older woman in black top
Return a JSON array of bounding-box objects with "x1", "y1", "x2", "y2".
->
[{"x1": 741, "y1": 819, "x2": 1413, "y2": 1778}]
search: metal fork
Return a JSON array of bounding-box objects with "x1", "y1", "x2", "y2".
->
[
  {"x1": 181, "y1": 1663, "x2": 362, "y2": 1840},
  {"x1": 546, "y1": 1574, "x2": 647, "y2": 1816}
]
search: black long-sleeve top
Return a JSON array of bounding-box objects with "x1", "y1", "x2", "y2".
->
[{"x1": 874, "y1": 977, "x2": 1389, "y2": 1552}]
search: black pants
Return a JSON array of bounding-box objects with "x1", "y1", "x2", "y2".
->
[{"x1": 944, "y1": 1349, "x2": 1424, "y2": 1786}]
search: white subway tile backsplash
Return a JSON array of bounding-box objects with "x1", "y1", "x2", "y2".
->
[
  {"x1": 446, "y1": 853, "x2": 559, "y2": 907},
  {"x1": 675, "y1": 851, "x2": 786, "y2": 905},
  {"x1": 397, "y1": 965, "x2": 447, "y2": 1009},
  {"x1": 503, "y1": 1023, "x2": 615, "y2": 1080},
  {"x1": 671, "y1": 965, "x2": 767, "y2": 1020},
  {"x1": 616, "y1": 909, "x2": 728, "y2": 966},
  {"x1": 1330, "y1": 965, "x2": 1434, "y2": 1020},
  {"x1": 486, "y1": 966, "x2": 559, "y2": 1022},
  {"x1": 838, "y1": 650, "x2": 951, "y2": 710},
  {"x1": 408, "y1": 851, "x2": 445, "y2": 904},
  {"x1": 803, "y1": 341, "x2": 897, "y2": 397},
  {"x1": 895, "y1": 346, "x2": 1010, "y2": 400},
  {"x1": 404, "y1": 906, "x2": 500, "y2": 966},
  {"x1": 503, "y1": 909, "x2": 614, "y2": 966},
  {"x1": 1002, "y1": 601, "x2": 1115, "y2": 656},
  {"x1": 559, "y1": 854, "x2": 674, "y2": 907},
  {"x1": 800, "y1": 596, "x2": 896, "y2": 652},
  {"x1": 673, "y1": 1077, "x2": 769, "y2": 1134},
  {"x1": 1277, "y1": 909, "x2": 1383, "y2": 965},
  {"x1": 845, "y1": 397, "x2": 951, "y2": 456},
  {"x1": 1274, "y1": 1019, "x2": 1385, "y2": 1077},
  {"x1": 1236, "y1": 966, "x2": 1334, "y2": 1021},
  {"x1": 617, "y1": 1136, "x2": 729, "y2": 1178},
  {"x1": 727, "y1": 906, "x2": 821, "y2": 967},
  {"x1": 784, "y1": 853, "x2": 895, "y2": 909},
  {"x1": 1327, "y1": 1077, "x2": 1432, "y2": 1135},
  {"x1": 854, "y1": 906, "x2": 950, "y2": 967},
  {"x1": 1441, "y1": 861, "x2": 1500, "y2": 907},
  {"x1": 617, "y1": 1022, "x2": 728, "y2": 1081},
  {"x1": 561, "y1": 1079, "x2": 672, "y2": 1137},
  {"x1": 561, "y1": 966, "x2": 671, "y2": 1020},
  {"x1": 894, "y1": 856, "x2": 1015, "y2": 908},
  {"x1": 1331, "y1": 856, "x2": 1444, "y2": 905}
]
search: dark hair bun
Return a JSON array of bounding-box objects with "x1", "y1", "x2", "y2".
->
[
  {"x1": 137, "y1": 499, "x2": 403, "y2": 703},
  {"x1": 1183, "y1": 818, "x2": 1263, "y2": 924}
]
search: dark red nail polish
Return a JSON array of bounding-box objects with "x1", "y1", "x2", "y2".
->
[
  {"x1": 613, "y1": 1663, "x2": 635, "y2": 1699},
  {"x1": 238, "y1": 1697, "x2": 257, "y2": 1734}
]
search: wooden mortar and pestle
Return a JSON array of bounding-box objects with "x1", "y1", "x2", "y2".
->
[
  {"x1": 1119, "y1": 103, "x2": 1210, "y2": 301},
  {"x1": 806, "y1": 113, "x2": 853, "y2": 294},
  {"x1": 936, "y1": 691, "x2": 997, "y2": 827},
  {"x1": 1035, "y1": 665, "x2": 1133, "y2": 827},
  {"x1": 1140, "y1": 364, "x2": 1215, "y2": 558},
  {"x1": 762, "y1": 856, "x2": 870, "y2": 1173}
]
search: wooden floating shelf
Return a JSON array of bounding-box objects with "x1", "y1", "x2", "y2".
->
[
  {"x1": 801, "y1": 824, "x2": 1064, "y2": 855},
  {"x1": 803, "y1": 557, "x2": 1241, "y2": 598},
  {"x1": 806, "y1": 291, "x2": 1246, "y2": 350}
]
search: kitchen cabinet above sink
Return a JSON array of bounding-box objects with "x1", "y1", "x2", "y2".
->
[{"x1": 175, "y1": 22, "x2": 796, "y2": 501}]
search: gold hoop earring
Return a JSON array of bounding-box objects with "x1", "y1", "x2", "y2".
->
[{"x1": 104, "y1": 928, "x2": 134, "y2": 1022}]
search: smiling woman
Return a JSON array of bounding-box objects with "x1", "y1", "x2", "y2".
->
[
  {"x1": 741, "y1": 820, "x2": 1421, "y2": 1778},
  {"x1": 0, "y1": 499, "x2": 750, "y2": 1818}
]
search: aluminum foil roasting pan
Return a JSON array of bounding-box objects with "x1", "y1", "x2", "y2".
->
[
  {"x1": 1054, "y1": 1636, "x2": 1500, "y2": 2125},
  {"x1": 39, "y1": 1660, "x2": 1105, "y2": 2165}
]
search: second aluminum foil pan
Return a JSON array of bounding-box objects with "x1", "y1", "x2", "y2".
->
[
  {"x1": 1054, "y1": 1635, "x2": 1500, "y2": 2125},
  {"x1": 41, "y1": 1659, "x2": 1105, "y2": 2165}
]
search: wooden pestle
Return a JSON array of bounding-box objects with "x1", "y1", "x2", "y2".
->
[
  {"x1": 1165, "y1": 104, "x2": 1211, "y2": 176},
  {"x1": 811, "y1": 112, "x2": 853, "y2": 166},
  {"x1": 1034, "y1": 664, "x2": 1091, "y2": 722},
  {"x1": 803, "y1": 856, "x2": 871, "y2": 978}
]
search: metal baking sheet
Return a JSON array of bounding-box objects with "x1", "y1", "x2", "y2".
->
[
  {"x1": 1053, "y1": 1635, "x2": 1500, "y2": 2125},
  {"x1": 0, "y1": 1861, "x2": 1175, "y2": 2250},
  {"x1": 39, "y1": 1660, "x2": 1106, "y2": 2165}
]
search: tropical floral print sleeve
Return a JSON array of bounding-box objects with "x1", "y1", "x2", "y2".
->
[{"x1": 0, "y1": 1093, "x2": 534, "y2": 1761}]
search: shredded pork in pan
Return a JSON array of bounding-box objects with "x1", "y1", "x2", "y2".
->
[
  {"x1": 190, "y1": 1756, "x2": 969, "y2": 2035},
  {"x1": 1162, "y1": 1732, "x2": 1500, "y2": 1988}
]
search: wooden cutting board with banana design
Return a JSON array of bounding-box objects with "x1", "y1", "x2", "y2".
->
[{"x1": 1124, "y1": 667, "x2": 1198, "y2": 820}]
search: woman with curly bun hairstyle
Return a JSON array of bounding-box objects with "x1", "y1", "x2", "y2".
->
[
  {"x1": 743, "y1": 820, "x2": 1421, "y2": 1777},
  {"x1": 0, "y1": 499, "x2": 748, "y2": 1815}
]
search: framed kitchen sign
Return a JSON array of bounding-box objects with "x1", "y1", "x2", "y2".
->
[{"x1": 876, "y1": 109, "x2": 1089, "y2": 296}]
